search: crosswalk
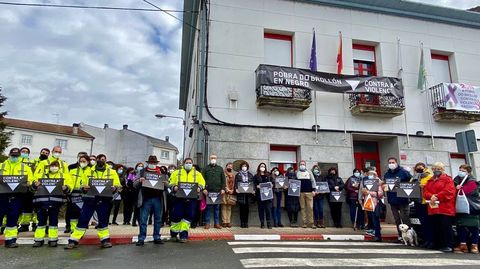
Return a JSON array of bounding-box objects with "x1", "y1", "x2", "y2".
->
[{"x1": 227, "y1": 241, "x2": 480, "y2": 268}]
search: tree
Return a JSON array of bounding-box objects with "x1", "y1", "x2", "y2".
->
[{"x1": 0, "y1": 86, "x2": 12, "y2": 161}]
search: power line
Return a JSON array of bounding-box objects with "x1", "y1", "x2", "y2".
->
[
  {"x1": 142, "y1": 0, "x2": 200, "y2": 31},
  {"x1": 0, "y1": 1, "x2": 196, "y2": 13}
]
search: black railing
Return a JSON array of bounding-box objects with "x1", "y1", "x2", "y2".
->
[
  {"x1": 429, "y1": 83, "x2": 447, "y2": 114},
  {"x1": 348, "y1": 93, "x2": 404, "y2": 108},
  {"x1": 256, "y1": 85, "x2": 311, "y2": 101}
]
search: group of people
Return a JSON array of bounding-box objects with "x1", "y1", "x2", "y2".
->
[{"x1": 1, "y1": 147, "x2": 480, "y2": 254}]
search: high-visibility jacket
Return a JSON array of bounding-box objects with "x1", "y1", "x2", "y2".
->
[
  {"x1": 20, "y1": 157, "x2": 36, "y2": 171},
  {"x1": 84, "y1": 166, "x2": 121, "y2": 189},
  {"x1": 169, "y1": 167, "x2": 205, "y2": 189},
  {"x1": 69, "y1": 166, "x2": 91, "y2": 191},
  {"x1": 34, "y1": 156, "x2": 69, "y2": 178},
  {"x1": 0, "y1": 159, "x2": 34, "y2": 186},
  {"x1": 32, "y1": 170, "x2": 73, "y2": 203}
]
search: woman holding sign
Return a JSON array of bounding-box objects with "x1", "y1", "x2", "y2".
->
[
  {"x1": 345, "y1": 169, "x2": 364, "y2": 230},
  {"x1": 253, "y1": 163, "x2": 273, "y2": 229},
  {"x1": 411, "y1": 162, "x2": 433, "y2": 248},
  {"x1": 326, "y1": 167, "x2": 344, "y2": 228},
  {"x1": 271, "y1": 167, "x2": 286, "y2": 228},
  {"x1": 361, "y1": 170, "x2": 384, "y2": 242},
  {"x1": 235, "y1": 161, "x2": 254, "y2": 228},
  {"x1": 66, "y1": 155, "x2": 90, "y2": 234},
  {"x1": 423, "y1": 162, "x2": 456, "y2": 253},
  {"x1": 312, "y1": 165, "x2": 327, "y2": 228},
  {"x1": 32, "y1": 160, "x2": 73, "y2": 247},
  {"x1": 285, "y1": 167, "x2": 300, "y2": 227}
]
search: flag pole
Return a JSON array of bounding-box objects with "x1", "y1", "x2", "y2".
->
[
  {"x1": 337, "y1": 31, "x2": 347, "y2": 141},
  {"x1": 420, "y1": 42, "x2": 435, "y2": 149},
  {"x1": 398, "y1": 38, "x2": 410, "y2": 148},
  {"x1": 311, "y1": 27, "x2": 319, "y2": 144}
]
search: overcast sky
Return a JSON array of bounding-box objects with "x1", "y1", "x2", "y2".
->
[{"x1": 1, "y1": 0, "x2": 479, "y2": 159}]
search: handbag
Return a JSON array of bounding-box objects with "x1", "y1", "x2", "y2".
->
[
  {"x1": 363, "y1": 194, "x2": 375, "y2": 212},
  {"x1": 456, "y1": 189, "x2": 470, "y2": 214},
  {"x1": 467, "y1": 194, "x2": 480, "y2": 214}
]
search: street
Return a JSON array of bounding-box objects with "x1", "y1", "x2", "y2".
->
[{"x1": 2, "y1": 240, "x2": 480, "y2": 269}]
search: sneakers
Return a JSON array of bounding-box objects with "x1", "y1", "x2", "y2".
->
[
  {"x1": 204, "y1": 224, "x2": 210, "y2": 229},
  {"x1": 454, "y1": 243, "x2": 468, "y2": 253},
  {"x1": 440, "y1": 247, "x2": 453, "y2": 253},
  {"x1": 214, "y1": 224, "x2": 222, "y2": 229},
  {"x1": 101, "y1": 241, "x2": 113, "y2": 248},
  {"x1": 32, "y1": 241, "x2": 44, "y2": 248},
  {"x1": 48, "y1": 241, "x2": 58, "y2": 248},
  {"x1": 5, "y1": 242, "x2": 19, "y2": 248},
  {"x1": 153, "y1": 239, "x2": 164, "y2": 245},
  {"x1": 178, "y1": 238, "x2": 187, "y2": 243},
  {"x1": 136, "y1": 240, "x2": 144, "y2": 246},
  {"x1": 471, "y1": 244, "x2": 479, "y2": 254}
]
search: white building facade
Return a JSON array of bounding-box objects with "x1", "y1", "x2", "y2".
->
[{"x1": 180, "y1": 0, "x2": 480, "y2": 179}]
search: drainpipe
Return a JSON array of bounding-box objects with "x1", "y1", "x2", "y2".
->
[{"x1": 196, "y1": 0, "x2": 207, "y2": 168}]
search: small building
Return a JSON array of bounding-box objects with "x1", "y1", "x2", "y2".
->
[{"x1": 3, "y1": 118, "x2": 94, "y2": 164}]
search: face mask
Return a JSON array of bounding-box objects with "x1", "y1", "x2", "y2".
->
[
  {"x1": 52, "y1": 152, "x2": 61, "y2": 159},
  {"x1": 169, "y1": 169, "x2": 174, "y2": 174},
  {"x1": 79, "y1": 162, "x2": 88, "y2": 168},
  {"x1": 226, "y1": 168, "x2": 232, "y2": 172},
  {"x1": 259, "y1": 167, "x2": 266, "y2": 172},
  {"x1": 242, "y1": 166, "x2": 248, "y2": 172},
  {"x1": 97, "y1": 161, "x2": 105, "y2": 168},
  {"x1": 50, "y1": 166, "x2": 59, "y2": 173},
  {"x1": 458, "y1": 171, "x2": 467, "y2": 178},
  {"x1": 330, "y1": 172, "x2": 335, "y2": 176},
  {"x1": 184, "y1": 163, "x2": 193, "y2": 171},
  {"x1": 433, "y1": 171, "x2": 442, "y2": 177},
  {"x1": 148, "y1": 164, "x2": 156, "y2": 169},
  {"x1": 274, "y1": 171, "x2": 280, "y2": 176},
  {"x1": 415, "y1": 168, "x2": 424, "y2": 173},
  {"x1": 388, "y1": 163, "x2": 397, "y2": 170},
  {"x1": 39, "y1": 154, "x2": 48, "y2": 161},
  {"x1": 313, "y1": 169, "x2": 320, "y2": 175},
  {"x1": 90, "y1": 160, "x2": 96, "y2": 166},
  {"x1": 210, "y1": 159, "x2": 217, "y2": 165},
  {"x1": 137, "y1": 167, "x2": 144, "y2": 172},
  {"x1": 354, "y1": 172, "x2": 361, "y2": 178},
  {"x1": 118, "y1": 169, "x2": 124, "y2": 174},
  {"x1": 299, "y1": 165, "x2": 306, "y2": 171},
  {"x1": 21, "y1": 153, "x2": 29, "y2": 159},
  {"x1": 368, "y1": 175, "x2": 374, "y2": 180},
  {"x1": 10, "y1": 157, "x2": 19, "y2": 163}
]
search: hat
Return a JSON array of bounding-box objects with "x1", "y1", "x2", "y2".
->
[
  {"x1": 9, "y1": 148, "x2": 21, "y2": 157},
  {"x1": 147, "y1": 155, "x2": 159, "y2": 163}
]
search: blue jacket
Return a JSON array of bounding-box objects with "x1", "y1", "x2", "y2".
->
[{"x1": 383, "y1": 166, "x2": 412, "y2": 205}]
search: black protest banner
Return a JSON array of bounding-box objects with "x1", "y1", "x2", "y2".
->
[
  {"x1": 385, "y1": 178, "x2": 399, "y2": 191},
  {"x1": 330, "y1": 190, "x2": 346, "y2": 202},
  {"x1": 275, "y1": 176, "x2": 288, "y2": 189},
  {"x1": 237, "y1": 182, "x2": 254, "y2": 194},
  {"x1": 288, "y1": 179, "x2": 301, "y2": 197},
  {"x1": 35, "y1": 178, "x2": 64, "y2": 196},
  {"x1": 363, "y1": 179, "x2": 378, "y2": 191},
  {"x1": 256, "y1": 64, "x2": 404, "y2": 98},
  {"x1": 315, "y1": 182, "x2": 330, "y2": 193},
  {"x1": 206, "y1": 192, "x2": 222, "y2": 205},
  {"x1": 176, "y1": 182, "x2": 198, "y2": 199},
  {"x1": 87, "y1": 178, "x2": 113, "y2": 198},
  {"x1": 0, "y1": 175, "x2": 28, "y2": 194},
  {"x1": 396, "y1": 182, "x2": 421, "y2": 199},
  {"x1": 260, "y1": 182, "x2": 273, "y2": 201},
  {"x1": 142, "y1": 172, "x2": 165, "y2": 190}
]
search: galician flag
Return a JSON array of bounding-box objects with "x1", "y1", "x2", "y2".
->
[
  {"x1": 417, "y1": 46, "x2": 427, "y2": 90},
  {"x1": 309, "y1": 29, "x2": 317, "y2": 72}
]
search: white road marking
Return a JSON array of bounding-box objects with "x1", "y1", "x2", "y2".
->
[
  {"x1": 228, "y1": 241, "x2": 396, "y2": 246},
  {"x1": 322, "y1": 234, "x2": 365, "y2": 240},
  {"x1": 232, "y1": 247, "x2": 441, "y2": 255},
  {"x1": 240, "y1": 258, "x2": 480, "y2": 268},
  {"x1": 234, "y1": 234, "x2": 281, "y2": 241}
]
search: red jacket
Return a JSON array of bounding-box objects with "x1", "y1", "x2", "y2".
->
[{"x1": 423, "y1": 173, "x2": 456, "y2": 216}]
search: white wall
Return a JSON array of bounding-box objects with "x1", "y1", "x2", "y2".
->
[
  {"x1": 200, "y1": 0, "x2": 480, "y2": 138},
  {"x1": 152, "y1": 146, "x2": 177, "y2": 167},
  {"x1": 4, "y1": 127, "x2": 92, "y2": 164}
]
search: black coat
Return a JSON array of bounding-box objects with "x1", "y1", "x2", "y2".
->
[{"x1": 235, "y1": 171, "x2": 254, "y2": 205}]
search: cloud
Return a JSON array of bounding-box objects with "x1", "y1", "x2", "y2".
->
[{"x1": 0, "y1": 0, "x2": 185, "y2": 157}]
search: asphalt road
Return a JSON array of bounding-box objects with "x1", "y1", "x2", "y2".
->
[{"x1": 2, "y1": 240, "x2": 480, "y2": 269}]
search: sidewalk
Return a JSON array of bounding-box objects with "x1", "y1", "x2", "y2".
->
[{"x1": 1, "y1": 223, "x2": 399, "y2": 245}]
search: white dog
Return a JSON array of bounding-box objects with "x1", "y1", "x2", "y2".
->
[{"x1": 399, "y1": 224, "x2": 418, "y2": 246}]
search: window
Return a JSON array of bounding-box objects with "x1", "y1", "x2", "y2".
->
[
  {"x1": 264, "y1": 33, "x2": 292, "y2": 67},
  {"x1": 353, "y1": 44, "x2": 376, "y2": 76},
  {"x1": 270, "y1": 145, "x2": 297, "y2": 174},
  {"x1": 21, "y1": 134, "x2": 33, "y2": 145},
  {"x1": 161, "y1": 150, "x2": 169, "y2": 159},
  {"x1": 431, "y1": 54, "x2": 452, "y2": 85},
  {"x1": 55, "y1": 139, "x2": 68, "y2": 150}
]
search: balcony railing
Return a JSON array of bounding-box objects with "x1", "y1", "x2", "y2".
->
[
  {"x1": 349, "y1": 94, "x2": 405, "y2": 117},
  {"x1": 430, "y1": 83, "x2": 480, "y2": 123},
  {"x1": 256, "y1": 85, "x2": 312, "y2": 111}
]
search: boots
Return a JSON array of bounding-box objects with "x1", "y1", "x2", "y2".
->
[
  {"x1": 260, "y1": 222, "x2": 265, "y2": 229},
  {"x1": 317, "y1": 219, "x2": 326, "y2": 228},
  {"x1": 267, "y1": 222, "x2": 272, "y2": 229},
  {"x1": 454, "y1": 243, "x2": 468, "y2": 253},
  {"x1": 18, "y1": 224, "x2": 30, "y2": 233},
  {"x1": 471, "y1": 244, "x2": 479, "y2": 254}
]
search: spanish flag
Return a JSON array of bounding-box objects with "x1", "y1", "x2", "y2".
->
[{"x1": 336, "y1": 31, "x2": 343, "y2": 74}]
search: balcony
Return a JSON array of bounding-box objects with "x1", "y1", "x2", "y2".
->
[
  {"x1": 349, "y1": 94, "x2": 405, "y2": 117},
  {"x1": 430, "y1": 83, "x2": 480, "y2": 123},
  {"x1": 256, "y1": 85, "x2": 312, "y2": 111}
]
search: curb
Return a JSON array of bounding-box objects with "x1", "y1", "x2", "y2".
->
[{"x1": 1, "y1": 234, "x2": 399, "y2": 245}]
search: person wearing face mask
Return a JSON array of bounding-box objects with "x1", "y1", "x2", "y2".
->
[
  {"x1": 312, "y1": 165, "x2": 326, "y2": 228},
  {"x1": 383, "y1": 157, "x2": 412, "y2": 242},
  {"x1": 34, "y1": 146, "x2": 69, "y2": 178},
  {"x1": 31, "y1": 161, "x2": 74, "y2": 247},
  {"x1": 453, "y1": 164, "x2": 480, "y2": 254},
  {"x1": 297, "y1": 161, "x2": 317, "y2": 229},
  {"x1": 109, "y1": 164, "x2": 125, "y2": 226},
  {"x1": 345, "y1": 169, "x2": 364, "y2": 230},
  {"x1": 235, "y1": 161, "x2": 254, "y2": 228},
  {"x1": 423, "y1": 162, "x2": 455, "y2": 253},
  {"x1": 285, "y1": 167, "x2": 300, "y2": 227},
  {"x1": 169, "y1": 158, "x2": 205, "y2": 242},
  {"x1": 327, "y1": 167, "x2": 344, "y2": 228},
  {"x1": 89, "y1": 155, "x2": 97, "y2": 167},
  {"x1": 64, "y1": 155, "x2": 90, "y2": 234},
  {"x1": 271, "y1": 167, "x2": 285, "y2": 228},
  {"x1": 163, "y1": 165, "x2": 176, "y2": 227},
  {"x1": 253, "y1": 163, "x2": 274, "y2": 229},
  {"x1": 129, "y1": 163, "x2": 144, "y2": 227},
  {"x1": 0, "y1": 148, "x2": 34, "y2": 248},
  {"x1": 411, "y1": 162, "x2": 433, "y2": 248},
  {"x1": 203, "y1": 154, "x2": 226, "y2": 229},
  {"x1": 121, "y1": 167, "x2": 136, "y2": 225},
  {"x1": 65, "y1": 154, "x2": 121, "y2": 249},
  {"x1": 33, "y1": 148, "x2": 50, "y2": 169},
  {"x1": 221, "y1": 163, "x2": 235, "y2": 228},
  {"x1": 17, "y1": 147, "x2": 37, "y2": 233},
  {"x1": 361, "y1": 170, "x2": 384, "y2": 242},
  {"x1": 63, "y1": 152, "x2": 89, "y2": 233}
]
